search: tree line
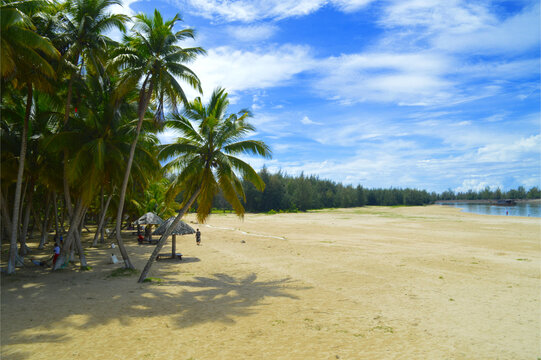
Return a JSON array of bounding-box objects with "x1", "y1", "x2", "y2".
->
[{"x1": 208, "y1": 168, "x2": 540, "y2": 212}]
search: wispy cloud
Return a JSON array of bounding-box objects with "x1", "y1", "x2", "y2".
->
[
  {"x1": 180, "y1": 0, "x2": 375, "y2": 22},
  {"x1": 226, "y1": 23, "x2": 279, "y2": 42},
  {"x1": 301, "y1": 116, "x2": 322, "y2": 125}
]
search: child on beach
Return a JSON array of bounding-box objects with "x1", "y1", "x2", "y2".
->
[
  {"x1": 52, "y1": 243, "x2": 61, "y2": 266},
  {"x1": 196, "y1": 229, "x2": 201, "y2": 245}
]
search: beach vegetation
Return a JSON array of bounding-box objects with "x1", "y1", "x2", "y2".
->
[{"x1": 109, "y1": 267, "x2": 138, "y2": 277}]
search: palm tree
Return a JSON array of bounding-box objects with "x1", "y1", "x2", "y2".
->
[
  {"x1": 46, "y1": 70, "x2": 160, "y2": 269},
  {"x1": 1, "y1": 0, "x2": 60, "y2": 274},
  {"x1": 59, "y1": 0, "x2": 128, "y2": 125},
  {"x1": 111, "y1": 9, "x2": 205, "y2": 269},
  {"x1": 0, "y1": 0, "x2": 58, "y2": 82},
  {"x1": 138, "y1": 87, "x2": 271, "y2": 282}
]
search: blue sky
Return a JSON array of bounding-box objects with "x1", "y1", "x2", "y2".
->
[{"x1": 111, "y1": 0, "x2": 540, "y2": 193}]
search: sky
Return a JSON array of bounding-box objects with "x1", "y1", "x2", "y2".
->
[{"x1": 111, "y1": 0, "x2": 540, "y2": 193}]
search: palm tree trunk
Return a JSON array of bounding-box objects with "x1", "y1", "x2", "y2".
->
[
  {"x1": 92, "y1": 191, "x2": 113, "y2": 247},
  {"x1": 60, "y1": 204, "x2": 66, "y2": 234},
  {"x1": 114, "y1": 76, "x2": 153, "y2": 269},
  {"x1": 7, "y1": 82, "x2": 32, "y2": 274},
  {"x1": 53, "y1": 198, "x2": 84, "y2": 270},
  {"x1": 75, "y1": 207, "x2": 89, "y2": 268},
  {"x1": 17, "y1": 181, "x2": 28, "y2": 242},
  {"x1": 138, "y1": 188, "x2": 201, "y2": 283},
  {"x1": 52, "y1": 191, "x2": 60, "y2": 238},
  {"x1": 19, "y1": 182, "x2": 34, "y2": 256},
  {"x1": 0, "y1": 188, "x2": 13, "y2": 241},
  {"x1": 38, "y1": 192, "x2": 52, "y2": 249}
]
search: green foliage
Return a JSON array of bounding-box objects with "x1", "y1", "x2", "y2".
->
[
  {"x1": 142, "y1": 277, "x2": 163, "y2": 283},
  {"x1": 161, "y1": 87, "x2": 271, "y2": 223}
]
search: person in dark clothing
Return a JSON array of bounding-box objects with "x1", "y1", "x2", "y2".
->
[{"x1": 196, "y1": 229, "x2": 201, "y2": 245}]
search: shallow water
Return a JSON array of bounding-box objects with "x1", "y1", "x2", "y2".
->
[{"x1": 441, "y1": 202, "x2": 541, "y2": 218}]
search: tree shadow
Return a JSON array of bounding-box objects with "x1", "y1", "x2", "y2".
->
[
  {"x1": 157, "y1": 273, "x2": 303, "y2": 328},
  {"x1": 156, "y1": 256, "x2": 200, "y2": 264},
  {"x1": 1, "y1": 233, "x2": 311, "y2": 358}
]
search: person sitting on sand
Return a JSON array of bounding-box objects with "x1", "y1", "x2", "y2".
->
[
  {"x1": 31, "y1": 257, "x2": 52, "y2": 267},
  {"x1": 196, "y1": 229, "x2": 201, "y2": 246},
  {"x1": 138, "y1": 233, "x2": 144, "y2": 244}
]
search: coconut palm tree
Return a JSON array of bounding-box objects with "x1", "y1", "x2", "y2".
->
[
  {"x1": 111, "y1": 9, "x2": 205, "y2": 269},
  {"x1": 1, "y1": 0, "x2": 60, "y2": 274},
  {"x1": 138, "y1": 87, "x2": 271, "y2": 282},
  {"x1": 46, "y1": 69, "x2": 160, "y2": 269},
  {"x1": 59, "y1": 0, "x2": 128, "y2": 125}
]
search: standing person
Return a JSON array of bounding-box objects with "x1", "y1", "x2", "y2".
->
[
  {"x1": 52, "y1": 243, "x2": 60, "y2": 266},
  {"x1": 196, "y1": 229, "x2": 201, "y2": 246},
  {"x1": 144, "y1": 225, "x2": 152, "y2": 242}
]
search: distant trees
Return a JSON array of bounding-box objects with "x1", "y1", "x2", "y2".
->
[{"x1": 209, "y1": 170, "x2": 540, "y2": 213}]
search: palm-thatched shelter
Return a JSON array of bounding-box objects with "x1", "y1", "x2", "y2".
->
[
  {"x1": 153, "y1": 217, "x2": 195, "y2": 259},
  {"x1": 134, "y1": 212, "x2": 164, "y2": 225}
]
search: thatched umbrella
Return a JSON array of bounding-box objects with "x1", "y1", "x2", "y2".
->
[
  {"x1": 134, "y1": 212, "x2": 164, "y2": 225},
  {"x1": 153, "y1": 217, "x2": 195, "y2": 259},
  {"x1": 134, "y1": 212, "x2": 164, "y2": 239}
]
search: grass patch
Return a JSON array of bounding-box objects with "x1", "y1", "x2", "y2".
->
[
  {"x1": 109, "y1": 267, "x2": 138, "y2": 277},
  {"x1": 516, "y1": 258, "x2": 531, "y2": 262},
  {"x1": 80, "y1": 266, "x2": 92, "y2": 271},
  {"x1": 143, "y1": 277, "x2": 163, "y2": 283},
  {"x1": 371, "y1": 325, "x2": 394, "y2": 333}
]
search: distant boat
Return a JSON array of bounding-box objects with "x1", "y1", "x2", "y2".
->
[{"x1": 493, "y1": 199, "x2": 516, "y2": 206}]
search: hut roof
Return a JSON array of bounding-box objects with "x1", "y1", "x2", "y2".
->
[
  {"x1": 152, "y1": 217, "x2": 195, "y2": 236},
  {"x1": 134, "y1": 212, "x2": 164, "y2": 225}
]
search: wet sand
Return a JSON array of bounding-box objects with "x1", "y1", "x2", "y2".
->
[{"x1": 1, "y1": 206, "x2": 540, "y2": 359}]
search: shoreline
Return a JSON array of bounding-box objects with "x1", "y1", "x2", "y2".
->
[{"x1": 435, "y1": 198, "x2": 541, "y2": 204}]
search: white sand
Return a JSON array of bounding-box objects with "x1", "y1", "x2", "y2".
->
[{"x1": 1, "y1": 206, "x2": 540, "y2": 359}]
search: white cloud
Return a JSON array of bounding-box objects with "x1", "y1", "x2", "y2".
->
[
  {"x1": 455, "y1": 179, "x2": 501, "y2": 193},
  {"x1": 157, "y1": 128, "x2": 182, "y2": 145},
  {"x1": 181, "y1": 0, "x2": 374, "y2": 22},
  {"x1": 301, "y1": 116, "x2": 322, "y2": 125},
  {"x1": 476, "y1": 134, "x2": 541, "y2": 163},
  {"x1": 184, "y1": 45, "x2": 314, "y2": 102},
  {"x1": 433, "y1": 4, "x2": 540, "y2": 55},
  {"x1": 226, "y1": 24, "x2": 279, "y2": 42},
  {"x1": 313, "y1": 52, "x2": 453, "y2": 105},
  {"x1": 380, "y1": 0, "x2": 540, "y2": 55}
]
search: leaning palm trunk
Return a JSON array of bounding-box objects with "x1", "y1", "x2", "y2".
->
[
  {"x1": 7, "y1": 82, "x2": 32, "y2": 274},
  {"x1": 114, "y1": 78, "x2": 153, "y2": 269},
  {"x1": 138, "y1": 189, "x2": 200, "y2": 283},
  {"x1": 92, "y1": 192, "x2": 113, "y2": 247}
]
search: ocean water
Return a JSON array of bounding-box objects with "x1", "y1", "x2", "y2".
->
[{"x1": 441, "y1": 202, "x2": 541, "y2": 218}]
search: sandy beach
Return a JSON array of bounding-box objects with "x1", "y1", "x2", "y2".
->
[{"x1": 1, "y1": 205, "x2": 540, "y2": 359}]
